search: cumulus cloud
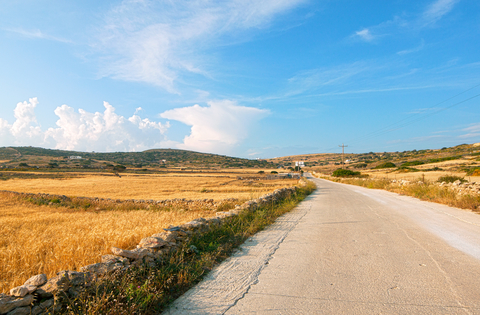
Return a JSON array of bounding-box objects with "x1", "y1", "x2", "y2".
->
[
  {"x1": 0, "y1": 98, "x2": 169, "y2": 152},
  {"x1": 95, "y1": 0, "x2": 306, "y2": 92},
  {"x1": 0, "y1": 98, "x2": 43, "y2": 145},
  {"x1": 160, "y1": 100, "x2": 269, "y2": 154}
]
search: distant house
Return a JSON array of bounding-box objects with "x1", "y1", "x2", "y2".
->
[{"x1": 69, "y1": 156, "x2": 82, "y2": 160}]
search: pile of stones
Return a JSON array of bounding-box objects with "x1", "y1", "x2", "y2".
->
[{"x1": 0, "y1": 185, "x2": 302, "y2": 315}]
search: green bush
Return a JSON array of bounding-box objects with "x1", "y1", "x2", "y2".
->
[
  {"x1": 374, "y1": 162, "x2": 396, "y2": 169},
  {"x1": 400, "y1": 160, "x2": 424, "y2": 167},
  {"x1": 437, "y1": 175, "x2": 467, "y2": 183},
  {"x1": 332, "y1": 169, "x2": 361, "y2": 177}
]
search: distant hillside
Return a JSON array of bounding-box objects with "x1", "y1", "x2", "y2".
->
[
  {"x1": 0, "y1": 146, "x2": 275, "y2": 171},
  {"x1": 268, "y1": 143, "x2": 480, "y2": 175}
]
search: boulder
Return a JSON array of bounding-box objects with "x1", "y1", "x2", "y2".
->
[{"x1": 24, "y1": 274, "x2": 47, "y2": 287}]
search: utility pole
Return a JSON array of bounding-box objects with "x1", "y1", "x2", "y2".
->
[{"x1": 339, "y1": 144, "x2": 348, "y2": 168}]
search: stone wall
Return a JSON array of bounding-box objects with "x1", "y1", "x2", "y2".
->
[
  {"x1": 0, "y1": 183, "x2": 304, "y2": 315},
  {"x1": 0, "y1": 190, "x2": 239, "y2": 211}
]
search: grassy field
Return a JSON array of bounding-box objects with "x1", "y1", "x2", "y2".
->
[
  {"x1": 0, "y1": 172, "x2": 297, "y2": 201},
  {"x1": 0, "y1": 172, "x2": 298, "y2": 294}
]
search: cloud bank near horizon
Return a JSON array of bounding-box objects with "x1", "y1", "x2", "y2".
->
[{"x1": 0, "y1": 98, "x2": 268, "y2": 155}]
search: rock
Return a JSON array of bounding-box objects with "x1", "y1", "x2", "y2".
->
[
  {"x1": 39, "y1": 299, "x2": 54, "y2": 310},
  {"x1": 101, "y1": 255, "x2": 129, "y2": 265},
  {"x1": 56, "y1": 271, "x2": 90, "y2": 287},
  {"x1": 151, "y1": 232, "x2": 177, "y2": 243},
  {"x1": 0, "y1": 294, "x2": 34, "y2": 314},
  {"x1": 31, "y1": 306, "x2": 43, "y2": 315},
  {"x1": 24, "y1": 274, "x2": 47, "y2": 287},
  {"x1": 138, "y1": 237, "x2": 168, "y2": 249},
  {"x1": 9, "y1": 286, "x2": 29, "y2": 298},
  {"x1": 80, "y1": 262, "x2": 122, "y2": 276},
  {"x1": 36, "y1": 271, "x2": 76, "y2": 298},
  {"x1": 111, "y1": 247, "x2": 140, "y2": 260},
  {"x1": 6, "y1": 306, "x2": 30, "y2": 315},
  {"x1": 8, "y1": 284, "x2": 36, "y2": 298}
]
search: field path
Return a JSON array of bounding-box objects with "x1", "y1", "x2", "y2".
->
[{"x1": 164, "y1": 175, "x2": 480, "y2": 314}]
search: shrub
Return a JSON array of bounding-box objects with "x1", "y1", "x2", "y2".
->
[
  {"x1": 401, "y1": 160, "x2": 424, "y2": 167},
  {"x1": 354, "y1": 163, "x2": 368, "y2": 168},
  {"x1": 270, "y1": 171, "x2": 278, "y2": 174},
  {"x1": 332, "y1": 169, "x2": 361, "y2": 177},
  {"x1": 374, "y1": 162, "x2": 396, "y2": 169},
  {"x1": 466, "y1": 168, "x2": 480, "y2": 176},
  {"x1": 437, "y1": 175, "x2": 467, "y2": 183},
  {"x1": 258, "y1": 171, "x2": 265, "y2": 174}
]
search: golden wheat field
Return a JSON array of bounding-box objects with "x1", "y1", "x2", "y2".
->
[
  {"x1": 0, "y1": 172, "x2": 298, "y2": 293},
  {"x1": 0, "y1": 173, "x2": 297, "y2": 200}
]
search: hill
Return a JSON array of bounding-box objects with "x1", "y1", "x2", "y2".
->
[
  {"x1": 0, "y1": 146, "x2": 274, "y2": 172},
  {"x1": 268, "y1": 143, "x2": 480, "y2": 176}
]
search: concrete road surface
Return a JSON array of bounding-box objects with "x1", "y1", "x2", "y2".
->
[{"x1": 164, "y1": 175, "x2": 480, "y2": 314}]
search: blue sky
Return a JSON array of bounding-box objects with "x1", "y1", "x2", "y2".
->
[{"x1": 0, "y1": 0, "x2": 479, "y2": 158}]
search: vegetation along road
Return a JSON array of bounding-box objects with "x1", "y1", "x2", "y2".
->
[{"x1": 165, "y1": 174, "x2": 480, "y2": 314}]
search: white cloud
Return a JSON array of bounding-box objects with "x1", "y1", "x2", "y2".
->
[
  {"x1": 397, "y1": 39, "x2": 425, "y2": 55},
  {"x1": 95, "y1": 0, "x2": 306, "y2": 92},
  {"x1": 355, "y1": 28, "x2": 374, "y2": 42},
  {"x1": 3, "y1": 28, "x2": 73, "y2": 43},
  {"x1": 422, "y1": 0, "x2": 459, "y2": 26},
  {"x1": 0, "y1": 98, "x2": 43, "y2": 145},
  {"x1": 160, "y1": 100, "x2": 269, "y2": 154},
  {"x1": 44, "y1": 102, "x2": 169, "y2": 152},
  {"x1": 350, "y1": 0, "x2": 459, "y2": 44},
  {"x1": 459, "y1": 123, "x2": 480, "y2": 139},
  {"x1": 0, "y1": 98, "x2": 169, "y2": 152}
]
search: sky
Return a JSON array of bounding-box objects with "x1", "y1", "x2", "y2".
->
[{"x1": 0, "y1": 0, "x2": 479, "y2": 158}]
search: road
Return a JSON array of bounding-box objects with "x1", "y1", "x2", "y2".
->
[{"x1": 164, "y1": 175, "x2": 480, "y2": 314}]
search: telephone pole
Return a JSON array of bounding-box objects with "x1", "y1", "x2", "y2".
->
[{"x1": 339, "y1": 144, "x2": 348, "y2": 168}]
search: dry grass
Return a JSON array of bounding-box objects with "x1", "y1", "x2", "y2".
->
[
  {"x1": 0, "y1": 193, "x2": 219, "y2": 293},
  {"x1": 327, "y1": 176, "x2": 480, "y2": 212},
  {"x1": 0, "y1": 173, "x2": 298, "y2": 201},
  {"x1": 360, "y1": 169, "x2": 480, "y2": 183},
  {"x1": 0, "y1": 172, "x2": 298, "y2": 293}
]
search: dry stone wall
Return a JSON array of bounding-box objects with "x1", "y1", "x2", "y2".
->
[{"x1": 0, "y1": 182, "x2": 305, "y2": 315}]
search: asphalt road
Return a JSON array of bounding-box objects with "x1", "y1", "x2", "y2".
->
[{"x1": 165, "y1": 175, "x2": 480, "y2": 314}]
